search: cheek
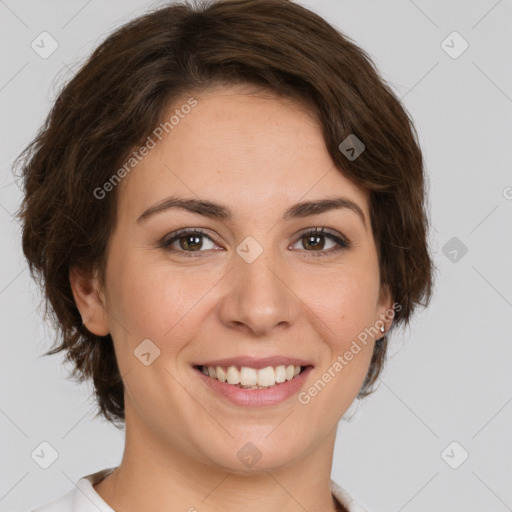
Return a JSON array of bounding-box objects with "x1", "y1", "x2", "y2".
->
[
  {"x1": 306, "y1": 265, "x2": 381, "y2": 342},
  {"x1": 303, "y1": 273, "x2": 379, "y2": 403},
  {"x1": 106, "y1": 258, "x2": 211, "y2": 346}
]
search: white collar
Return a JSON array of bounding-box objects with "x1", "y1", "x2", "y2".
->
[{"x1": 33, "y1": 467, "x2": 370, "y2": 512}]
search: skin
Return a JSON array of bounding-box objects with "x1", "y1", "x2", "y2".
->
[{"x1": 70, "y1": 84, "x2": 393, "y2": 512}]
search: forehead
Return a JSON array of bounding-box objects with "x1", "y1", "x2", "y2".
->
[{"x1": 117, "y1": 85, "x2": 368, "y2": 223}]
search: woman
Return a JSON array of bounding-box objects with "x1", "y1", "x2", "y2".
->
[{"x1": 17, "y1": 0, "x2": 433, "y2": 510}]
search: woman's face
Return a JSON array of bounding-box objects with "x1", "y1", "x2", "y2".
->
[{"x1": 78, "y1": 85, "x2": 393, "y2": 472}]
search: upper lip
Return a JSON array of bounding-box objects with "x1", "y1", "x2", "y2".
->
[{"x1": 193, "y1": 356, "x2": 314, "y2": 370}]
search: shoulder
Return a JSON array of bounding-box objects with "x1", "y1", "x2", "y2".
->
[
  {"x1": 30, "y1": 467, "x2": 117, "y2": 512},
  {"x1": 32, "y1": 471, "x2": 366, "y2": 512},
  {"x1": 330, "y1": 479, "x2": 372, "y2": 512},
  {"x1": 31, "y1": 487, "x2": 75, "y2": 511}
]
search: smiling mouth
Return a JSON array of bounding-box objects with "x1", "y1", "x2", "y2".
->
[{"x1": 193, "y1": 364, "x2": 311, "y2": 389}]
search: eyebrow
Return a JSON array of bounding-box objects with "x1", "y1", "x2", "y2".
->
[{"x1": 136, "y1": 195, "x2": 366, "y2": 227}]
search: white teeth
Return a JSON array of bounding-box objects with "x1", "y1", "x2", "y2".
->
[
  {"x1": 226, "y1": 366, "x2": 240, "y2": 384},
  {"x1": 257, "y1": 367, "x2": 275, "y2": 387},
  {"x1": 275, "y1": 365, "x2": 287, "y2": 383},
  {"x1": 200, "y1": 364, "x2": 305, "y2": 388},
  {"x1": 240, "y1": 367, "x2": 258, "y2": 385},
  {"x1": 216, "y1": 366, "x2": 227, "y2": 382}
]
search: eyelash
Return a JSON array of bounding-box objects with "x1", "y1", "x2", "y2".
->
[{"x1": 159, "y1": 227, "x2": 350, "y2": 258}]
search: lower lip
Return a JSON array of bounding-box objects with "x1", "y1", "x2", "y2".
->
[{"x1": 193, "y1": 366, "x2": 314, "y2": 407}]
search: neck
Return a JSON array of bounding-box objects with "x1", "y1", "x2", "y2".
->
[{"x1": 94, "y1": 404, "x2": 343, "y2": 512}]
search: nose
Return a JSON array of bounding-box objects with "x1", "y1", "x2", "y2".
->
[{"x1": 218, "y1": 247, "x2": 299, "y2": 337}]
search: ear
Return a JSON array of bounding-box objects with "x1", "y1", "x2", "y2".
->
[
  {"x1": 376, "y1": 284, "x2": 395, "y2": 335},
  {"x1": 69, "y1": 266, "x2": 110, "y2": 336}
]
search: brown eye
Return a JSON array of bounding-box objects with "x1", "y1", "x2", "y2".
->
[
  {"x1": 160, "y1": 227, "x2": 350, "y2": 258},
  {"x1": 162, "y1": 229, "x2": 218, "y2": 255},
  {"x1": 177, "y1": 233, "x2": 204, "y2": 251},
  {"x1": 293, "y1": 228, "x2": 350, "y2": 254},
  {"x1": 301, "y1": 233, "x2": 327, "y2": 250}
]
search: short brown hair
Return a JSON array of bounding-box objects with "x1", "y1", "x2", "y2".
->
[{"x1": 14, "y1": 0, "x2": 434, "y2": 427}]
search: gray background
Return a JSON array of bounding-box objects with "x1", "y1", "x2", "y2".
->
[{"x1": 1, "y1": 1, "x2": 511, "y2": 511}]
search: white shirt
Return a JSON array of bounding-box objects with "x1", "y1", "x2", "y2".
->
[{"x1": 31, "y1": 467, "x2": 370, "y2": 512}]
